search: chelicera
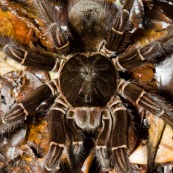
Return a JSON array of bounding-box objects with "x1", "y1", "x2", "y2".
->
[{"x1": 1, "y1": 0, "x2": 173, "y2": 172}]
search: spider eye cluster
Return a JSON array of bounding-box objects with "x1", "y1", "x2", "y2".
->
[{"x1": 60, "y1": 54, "x2": 118, "y2": 107}]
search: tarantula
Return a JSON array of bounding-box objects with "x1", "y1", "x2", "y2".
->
[{"x1": 1, "y1": 0, "x2": 173, "y2": 172}]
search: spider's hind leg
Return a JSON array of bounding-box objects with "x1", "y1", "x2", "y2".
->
[
  {"x1": 49, "y1": 23, "x2": 70, "y2": 55},
  {"x1": 30, "y1": 0, "x2": 70, "y2": 55},
  {"x1": 112, "y1": 29, "x2": 173, "y2": 72},
  {"x1": 106, "y1": 0, "x2": 135, "y2": 52}
]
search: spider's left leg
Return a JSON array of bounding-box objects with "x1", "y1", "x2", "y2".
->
[
  {"x1": 107, "y1": 97, "x2": 133, "y2": 173},
  {"x1": 96, "y1": 97, "x2": 133, "y2": 173},
  {"x1": 112, "y1": 30, "x2": 173, "y2": 71},
  {"x1": 44, "y1": 95, "x2": 69, "y2": 172},
  {"x1": 105, "y1": 0, "x2": 135, "y2": 52},
  {"x1": 118, "y1": 79, "x2": 173, "y2": 127},
  {"x1": 95, "y1": 111, "x2": 112, "y2": 171},
  {"x1": 117, "y1": 79, "x2": 173, "y2": 171}
]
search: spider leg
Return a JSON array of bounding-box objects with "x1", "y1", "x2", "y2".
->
[
  {"x1": 31, "y1": 0, "x2": 70, "y2": 54},
  {"x1": 66, "y1": 110, "x2": 83, "y2": 151},
  {"x1": 106, "y1": 0, "x2": 134, "y2": 52},
  {"x1": 118, "y1": 79, "x2": 173, "y2": 171},
  {"x1": 107, "y1": 97, "x2": 132, "y2": 173},
  {"x1": 49, "y1": 23, "x2": 70, "y2": 55},
  {"x1": 66, "y1": 108, "x2": 100, "y2": 172},
  {"x1": 96, "y1": 98, "x2": 133, "y2": 173},
  {"x1": 65, "y1": 109, "x2": 83, "y2": 170},
  {"x1": 2, "y1": 44, "x2": 63, "y2": 72},
  {"x1": 96, "y1": 109, "x2": 112, "y2": 171},
  {"x1": 118, "y1": 79, "x2": 173, "y2": 127},
  {"x1": 113, "y1": 31, "x2": 173, "y2": 71},
  {"x1": 0, "y1": 80, "x2": 59, "y2": 134},
  {"x1": 44, "y1": 95, "x2": 69, "y2": 172}
]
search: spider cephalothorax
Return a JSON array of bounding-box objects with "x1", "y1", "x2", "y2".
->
[
  {"x1": 1, "y1": 0, "x2": 173, "y2": 173},
  {"x1": 60, "y1": 53, "x2": 118, "y2": 107}
]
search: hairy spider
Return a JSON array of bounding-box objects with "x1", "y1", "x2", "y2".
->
[{"x1": 1, "y1": 0, "x2": 173, "y2": 172}]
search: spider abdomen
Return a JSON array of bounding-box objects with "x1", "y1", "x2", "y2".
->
[
  {"x1": 68, "y1": 0, "x2": 109, "y2": 51},
  {"x1": 60, "y1": 54, "x2": 118, "y2": 107}
]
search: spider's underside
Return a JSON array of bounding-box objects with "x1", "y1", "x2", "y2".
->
[{"x1": 1, "y1": 0, "x2": 173, "y2": 172}]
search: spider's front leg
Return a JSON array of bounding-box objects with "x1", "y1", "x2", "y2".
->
[
  {"x1": 117, "y1": 79, "x2": 173, "y2": 171},
  {"x1": 108, "y1": 97, "x2": 132, "y2": 173},
  {"x1": 0, "y1": 80, "x2": 59, "y2": 134},
  {"x1": 118, "y1": 79, "x2": 173, "y2": 127},
  {"x1": 65, "y1": 109, "x2": 84, "y2": 171},
  {"x1": 96, "y1": 108, "x2": 112, "y2": 171},
  {"x1": 44, "y1": 95, "x2": 69, "y2": 172},
  {"x1": 96, "y1": 98, "x2": 133, "y2": 173},
  {"x1": 45, "y1": 97, "x2": 88, "y2": 173},
  {"x1": 66, "y1": 108, "x2": 100, "y2": 173}
]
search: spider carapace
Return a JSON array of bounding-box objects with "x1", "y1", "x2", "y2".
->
[{"x1": 60, "y1": 53, "x2": 117, "y2": 107}]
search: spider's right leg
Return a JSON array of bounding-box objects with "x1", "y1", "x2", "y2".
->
[
  {"x1": 49, "y1": 23, "x2": 70, "y2": 55},
  {"x1": 31, "y1": 0, "x2": 70, "y2": 55},
  {"x1": 1, "y1": 43, "x2": 63, "y2": 72},
  {"x1": 65, "y1": 109, "x2": 96, "y2": 172},
  {"x1": 0, "y1": 80, "x2": 59, "y2": 134},
  {"x1": 65, "y1": 109, "x2": 83, "y2": 170},
  {"x1": 44, "y1": 95, "x2": 69, "y2": 172}
]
